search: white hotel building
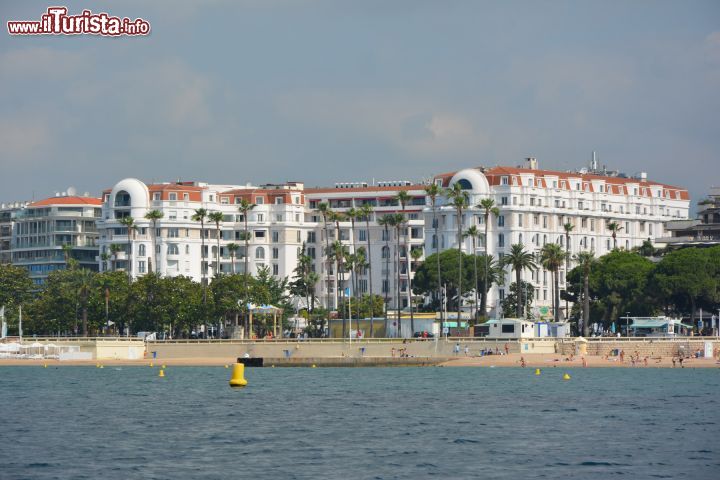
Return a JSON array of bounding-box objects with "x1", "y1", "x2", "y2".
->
[
  {"x1": 97, "y1": 158, "x2": 689, "y2": 320},
  {"x1": 430, "y1": 158, "x2": 690, "y2": 318}
]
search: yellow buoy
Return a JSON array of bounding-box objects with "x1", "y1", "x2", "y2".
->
[
  {"x1": 311, "y1": 364, "x2": 317, "y2": 368},
  {"x1": 563, "y1": 373, "x2": 571, "y2": 380},
  {"x1": 99, "y1": 365, "x2": 104, "y2": 369},
  {"x1": 162, "y1": 364, "x2": 166, "y2": 369},
  {"x1": 271, "y1": 365, "x2": 275, "y2": 368},
  {"x1": 535, "y1": 368, "x2": 541, "y2": 375},
  {"x1": 44, "y1": 364, "x2": 48, "y2": 368},
  {"x1": 96, "y1": 363, "x2": 100, "y2": 368},
  {"x1": 229, "y1": 363, "x2": 248, "y2": 387},
  {"x1": 224, "y1": 365, "x2": 229, "y2": 369},
  {"x1": 149, "y1": 362, "x2": 154, "y2": 367},
  {"x1": 158, "y1": 369, "x2": 165, "y2": 377}
]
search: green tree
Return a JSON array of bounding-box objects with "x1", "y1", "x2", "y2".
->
[
  {"x1": 395, "y1": 190, "x2": 412, "y2": 331},
  {"x1": 208, "y1": 211, "x2": 225, "y2": 276},
  {"x1": 563, "y1": 222, "x2": 574, "y2": 317},
  {"x1": 144, "y1": 209, "x2": 164, "y2": 274},
  {"x1": 0, "y1": 264, "x2": 34, "y2": 334},
  {"x1": 540, "y1": 243, "x2": 567, "y2": 322},
  {"x1": 424, "y1": 183, "x2": 443, "y2": 331},
  {"x1": 446, "y1": 183, "x2": 469, "y2": 324},
  {"x1": 118, "y1": 216, "x2": 136, "y2": 280},
  {"x1": 478, "y1": 198, "x2": 499, "y2": 316},
  {"x1": 377, "y1": 213, "x2": 393, "y2": 335},
  {"x1": 191, "y1": 208, "x2": 208, "y2": 321},
  {"x1": 412, "y1": 249, "x2": 474, "y2": 312},
  {"x1": 388, "y1": 212, "x2": 406, "y2": 336},
  {"x1": 607, "y1": 221, "x2": 623, "y2": 250},
  {"x1": 227, "y1": 243, "x2": 240, "y2": 274},
  {"x1": 501, "y1": 281, "x2": 535, "y2": 319},
  {"x1": 75, "y1": 268, "x2": 96, "y2": 336},
  {"x1": 573, "y1": 251, "x2": 596, "y2": 337},
  {"x1": 316, "y1": 202, "x2": 333, "y2": 312},
  {"x1": 464, "y1": 225, "x2": 481, "y2": 322},
  {"x1": 409, "y1": 247, "x2": 423, "y2": 331},
  {"x1": 501, "y1": 244, "x2": 537, "y2": 317},
  {"x1": 358, "y1": 204, "x2": 375, "y2": 320}
]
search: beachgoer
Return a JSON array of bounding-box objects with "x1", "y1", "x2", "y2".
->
[
  {"x1": 582, "y1": 356, "x2": 587, "y2": 368},
  {"x1": 619, "y1": 350, "x2": 625, "y2": 363},
  {"x1": 672, "y1": 357, "x2": 676, "y2": 367},
  {"x1": 643, "y1": 357, "x2": 648, "y2": 366},
  {"x1": 454, "y1": 343, "x2": 460, "y2": 355},
  {"x1": 464, "y1": 345, "x2": 469, "y2": 356},
  {"x1": 520, "y1": 356, "x2": 526, "y2": 368},
  {"x1": 679, "y1": 357, "x2": 684, "y2": 368},
  {"x1": 504, "y1": 343, "x2": 509, "y2": 355},
  {"x1": 391, "y1": 348, "x2": 396, "y2": 358}
]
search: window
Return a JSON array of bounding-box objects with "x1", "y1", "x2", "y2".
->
[
  {"x1": 275, "y1": 197, "x2": 283, "y2": 205},
  {"x1": 382, "y1": 246, "x2": 390, "y2": 259},
  {"x1": 498, "y1": 215, "x2": 505, "y2": 227},
  {"x1": 221, "y1": 197, "x2": 229, "y2": 205},
  {"x1": 168, "y1": 228, "x2": 179, "y2": 238},
  {"x1": 578, "y1": 201, "x2": 584, "y2": 210},
  {"x1": 382, "y1": 230, "x2": 389, "y2": 241},
  {"x1": 307, "y1": 247, "x2": 316, "y2": 259},
  {"x1": 272, "y1": 247, "x2": 279, "y2": 259},
  {"x1": 256, "y1": 197, "x2": 264, "y2": 205},
  {"x1": 276, "y1": 214, "x2": 283, "y2": 222},
  {"x1": 168, "y1": 210, "x2": 177, "y2": 220},
  {"x1": 138, "y1": 244, "x2": 146, "y2": 256},
  {"x1": 169, "y1": 193, "x2": 177, "y2": 201},
  {"x1": 501, "y1": 324, "x2": 515, "y2": 334},
  {"x1": 501, "y1": 196, "x2": 508, "y2": 206},
  {"x1": 255, "y1": 230, "x2": 265, "y2": 238},
  {"x1": 307, "y1": 231, "x2": 316, "y2": 243},
  {"x1": 185, "y1": 245, "x2": 190, "y2": 254},
  {"x1": 138, "y1": 261, "x2": 146, "y2": 273},
  {"x1": 498, "y1": 234, "x2": 505, "y2": 248},
  {"x1": 542, "y1": 216, "x2": 547, "y2": 229},
  {"x1": 297, "y1": 231, "x2": 301, "y2": 243},
  {"x1": 534, "y1": 215, "x2": 539, "y2": 226},
  {"x1": 153, "y1": 193, "x2": 160, "y2": 201},
  {"x1": 273, "y1": 264, "x2": 279, "y2": 275},
  {"x1": 359, "y1": 230, "x2": 367, "y2": 242},
  {"x1": 257, "y1": 213, "x2": 265, "y2": 222},
  {"x1": 272, "y1": 231, "x2": 279, "y2": 242},
  {"x1": 255, "y1": 247, "x2": 265, "y2": 259},
  {"x1": 382, "y1": 279, "x2": 389, "y2": 293},
  {"x1": 530, "y1": 197, "x2": 535, "y2": 206},
  {"x1": 501, "y1": 176, "x2": 509, "y2": 185},
  {"x1": 183, "y1": 193, "x2": 189, "y2": 201},
  {"x1": 167, "y1": 244, "x2": 179, "y2": 255}
]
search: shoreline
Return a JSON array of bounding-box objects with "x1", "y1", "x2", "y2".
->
[{"x1": 1, "y1": 353, "x2": 718, "y2": 368}]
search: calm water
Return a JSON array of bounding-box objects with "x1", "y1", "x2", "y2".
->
[{"x1": 0, "y1": 366, "x2": 718, "y2": 480}]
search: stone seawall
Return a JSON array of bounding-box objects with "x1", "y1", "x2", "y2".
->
[{"x1": 557, "y1": 339, "x2": 720, "y2": 357}]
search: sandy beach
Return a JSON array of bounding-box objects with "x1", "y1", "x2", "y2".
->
[
  {"x1": 440, "y1": 353, "x2": 720, "y2": 368},
  {"x1": 1, "y1": 353, "x2": 718, "y2": 368}
]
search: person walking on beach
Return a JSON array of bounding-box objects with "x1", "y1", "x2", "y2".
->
[
  {"x1": 504, "y1": 343, "x2": 509, "y2": 355},
  {"x1": 464, "y1": 345, "x2": 469, "y2": 356},
  {"x1": 454, "y1": 343, "x2": 460, "y2": 355},
  {"x1": 520, "y1": 356, "x2": 526, "y2": 368}
]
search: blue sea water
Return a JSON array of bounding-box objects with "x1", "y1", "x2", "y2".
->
[{"x1": 0, "y1": 366, "x2": 718, "y2": 480}]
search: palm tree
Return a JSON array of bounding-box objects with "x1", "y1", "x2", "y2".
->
[
  {"x1": 409, "y1": 247, "x2": 423, "y2": 333},
  {"x1": 359, "y1": 204, "x2": 375, "y2": 322},
  {"x1": 227, "y1": 243, "x2": 240, "y2": 274},
  {"x1": 574, "y1": 251, "x2": 596, "y2": 337},
  {"x1": 540, "y1": 243, "x2": 567, "y2": 322},
  {"x1": 563, "y1": 222, "x2": 574, "y2": 319},
  {"x1": 346, "y1": 207, "x2": 361, "y2": 318},
  {"x1": 100, "y1": 252, "x2": 110, "y2": 272},
  {"x1": 389, "y1": 212, "x2": 405, "y2": 337},
  {"x1": 144, "y1": 209, "x2": 163, "y2": 274},
  {"x1": 445, "y1": 183, "x2": 469, "y2": 325},
  {"x1": 208, "y1": 211, "x2": 224, "y2": 277},
  {"x1": 75, "y1": 268, "x2": 95, "y2": 336},
  {"x1": 464, "y1": 225, "x2": 481, "y2": 322},
  {"x1": 501, "y1": 243, "x2": 537, "y2": 317},
  {"x1": 377, "y1": 213, "x2": 393, "y2": 336},
  {"x1": 330, "y1": 240, "x2": 349, "y2": 337},
  {"x1": 607, "y1": 221, "x2": 623, "y2": 249},
  {"x1": 62, "y1": 243, "x2": 73, "y2": 268},
  {"x1": 329, "y1": 211, "x2": 346, "y2": 316},
  {"x1": 316, "y1": 202, "x2": 333, "y2": 314},
  {"x1": 395, "y1": 191, "x2": 413, "y2": 333},
  {"x1": 110, "y1": 243, "x2": 122, "y2": 272},
  {"x1": 236, "y1": 199, "x2": 256, "y2": 276},
  {"x1": 478, "y1": 198, "x2": 499, "y2": 317},
  {"x1": 424, "y1": 183, "x2": 443, "y2": 331},
  {"x1": 118, "y1": 216, "x2": 136, "y2": 281}
]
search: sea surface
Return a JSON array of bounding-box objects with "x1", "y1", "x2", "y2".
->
[{"x1": 0, "y1": 366, "x2": 718, "y2": 480}]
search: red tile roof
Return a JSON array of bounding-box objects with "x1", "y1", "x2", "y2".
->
[{"x1": 30, "y1": 196, "x2": 102, "y2": 207}]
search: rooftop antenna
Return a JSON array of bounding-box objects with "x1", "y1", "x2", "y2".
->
[{"x1": 591, "y1": 151, "x2": 598, "y2": 172}]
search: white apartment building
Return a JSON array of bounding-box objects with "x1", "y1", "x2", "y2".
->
[
  {"x1": 10, "y1": 195, "x2": 102, "y2": 284},
  {"x1": 97, "y1": 178, "x2": 310, "y2": 281},
  {"x1": 428, "y1": 158, "x2": 691, "y2": 318}
]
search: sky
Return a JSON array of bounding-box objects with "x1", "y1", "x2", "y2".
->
[{"x1": 1, "y1": 0, "x2": 718, "y2": 210}]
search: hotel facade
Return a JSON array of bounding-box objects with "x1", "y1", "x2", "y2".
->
[{"x1": 95, "y1": 158, "x2": 690, "y2": 320}]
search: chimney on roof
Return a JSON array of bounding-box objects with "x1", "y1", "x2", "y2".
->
[{"x1": 525, "y1": 157, "x2": 538, "y2": 170}]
